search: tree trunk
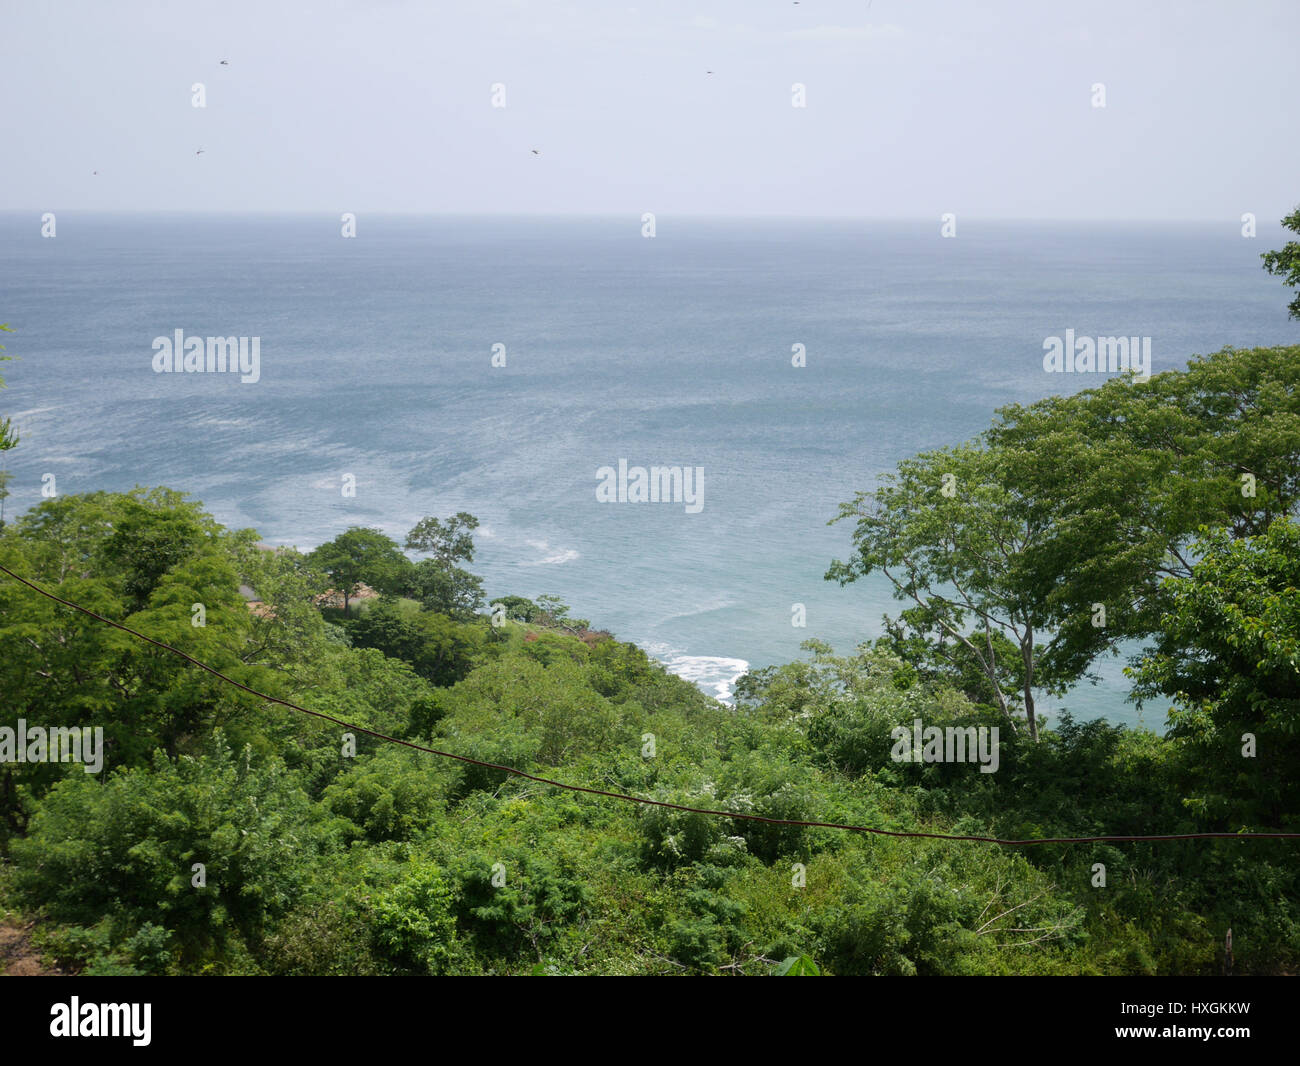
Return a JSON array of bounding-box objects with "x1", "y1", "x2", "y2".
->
[
  {"x1": 1022, "y1": 630, "x2": 1039, "y2": 742},
  {"x1": 1023, "y1": 686, "x2": 1038, "y2": 742}
]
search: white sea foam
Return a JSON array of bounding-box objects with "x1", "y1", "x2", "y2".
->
[
  {"x1": 522, "y1": 538, "x2": 579, "y2": 565},
  {"x1": 655, "y1": 596, "x2": 737, "y2": 625},
  {"x1": 643, "y1": 643, "x2": 749, "y2": 703}
]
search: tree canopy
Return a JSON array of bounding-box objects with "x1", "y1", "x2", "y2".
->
[
  {"x1": 829, "y1": 345, "x2": 1300, "y2": 741},
  {"x1": 308, "y1": 527, "x2": 409, "y2": 613},
  {"x1": 1262, "y1": 205, "x2": 1300, "y2": 319}
]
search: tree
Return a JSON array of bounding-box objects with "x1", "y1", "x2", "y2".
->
[
  {"x1": 449, "y1": 845, "x2": 588, "y2": 962},
  {"x1": 1130, "y1": 517, "x2": 1300, "y2": 830},
  {"x1": 0, "y1": 490, "x2": 273, "y2": 841},
  {"x1": 346, "y1": 598, "x2": 484, "y2": 687},
  {"x1": 985, "y1": 344, "x2": 1300, "y2": 661},
  {"x1": 407, "y1": 558, "x2": 484, "y2": 620},
  {"x1": 1262, "y1": 205, "x2": 1300, "y2": 319},
  {"x1": 830, "y1": 346, "x2": 1300, "y2": 741},
  {"x1": 11, "y1": 733, "x2": 327, "y2": 967},
  {"x1": 230, "y1": 537, "x2": 335, "y2": 676},
  {"x1": 322, "y1": 747, "x2": 452, "y2": 842},
  {"x1": 534, "y1": 594, "x2": 589, "y2": 632},
  {"x1": 827, "y1": 443, "x2": 1055, "y2": 739},
  {"x1": 370, "y1": 860, "x2": 457, "y2": 974},
  {"x1": 308, "y1": 527, "x2": 409, "y2": 614},
  {"x1": 403, "y1": 513, "x2": 484, "y2": 618},
  {"x1": 489, "y1": 595, "x2": 539, "y2": 623},
  {"x1": 405, "y1": 512, "x2": 479, "y2": 567},
  {"x1": 106, "y1": 490, "x2": 211, "y2": 609}
]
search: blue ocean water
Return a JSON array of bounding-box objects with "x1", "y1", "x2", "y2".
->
[{"x1": 0, "y1": 213, "x2": 1293, "y2": 728}]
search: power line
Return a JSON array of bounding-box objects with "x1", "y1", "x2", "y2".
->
[{"x1": 2, "y1": 562, "x2": 1298, "y2": 847}]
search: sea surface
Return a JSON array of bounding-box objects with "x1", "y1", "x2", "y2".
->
[{"x1": 1, "y1": 212, "x2": 1293, "y2": 728}]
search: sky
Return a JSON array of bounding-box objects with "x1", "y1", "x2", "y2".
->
[{"x1": 1, "y1": 0, "x2": 1298, "y2": 220}]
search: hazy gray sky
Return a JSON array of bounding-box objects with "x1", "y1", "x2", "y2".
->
[{"x1": 3, "y1": 0, "x2": 1297, "y2": 219}]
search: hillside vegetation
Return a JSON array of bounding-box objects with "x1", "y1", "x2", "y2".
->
[{"x1": 1, "y1": 345, "x2": 1298, "y2": 975}]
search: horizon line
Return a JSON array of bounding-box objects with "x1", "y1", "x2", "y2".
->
[{"x1": 0, "y1": 208, "x2": 1284, "y2": 226}]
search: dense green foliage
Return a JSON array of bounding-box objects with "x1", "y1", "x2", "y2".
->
[
  {"x1": 1131, "y1": 518, "x2": 1300, "y2": 830},
  {"x1": 829, "y1": 344, "x2": 1300, "y2": 741},
  {"x1": 1, "y1": 345, "x2": 1297, "y2": 975},
  {"x1": 1262, "y1": 205, "x2": 1300, "y2": 319}
]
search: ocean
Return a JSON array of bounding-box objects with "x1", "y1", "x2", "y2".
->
[{"x1": 0, "y1": 212, "x2": 1293, "y2": 728}]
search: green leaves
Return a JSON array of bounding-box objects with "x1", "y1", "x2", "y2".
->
[
  {"x1": 1131, "y1": 517, "x2": 1300, "y2": 829},
  {"x1": 407, "y1": 557, "x2": 485, "y2": 619},
  {"x1": 0, "y1": 491, "x2": 272, "y2": 821},
  {"x1": 773, "y1": 954, "x2": 821, "y2": 975},
  {"x1": 401, "y1": 514, "x2": 486, "y2": 618},
  {"x1": 404, "y1": 512, "x2": 479, "y2": 567},
  {"x1": 831, "y1": 345, "x2": 1300, "y2": 742},
  {"x1": 828, "y1": 442, "x2": 1048, "y2": 736},
  {"x1": 370, "y1": 860, "x2": 457, "y2": 975},
  {"x1": 308, "y1": 527, "x2": 410, "y2": 612},
  {"x1": 2, "y1": 475, "x2": 1297, "y2": 975},
  {"x1": 346, "y1": 598, "x2": 485, "y2": 687},
  {"x1": 12, "y1": 733, "x2": 330, "y2": 968},
  {"x1": 449, "y1": 846, "x2": 589, "y2": 960},
  {"x1": 1261, "y1": 206, "x2": 1300, "y2": 320}
]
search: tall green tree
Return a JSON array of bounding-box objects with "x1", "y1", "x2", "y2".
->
[
  {"x1": 308, "y1": 527, "x2": 409, "y2": 614},
  {"x1": 407, "y1": 559, "x2": 484, "y2": 619},
  {"x1": 829, "y1": 345, "x2": 1300, "y2": 741},
  {"x1": 405, "y1": 512, "x2": 479, "y2": 566},
  {"x1": 1262, "y1": 205, "x2": 1300, "y2": 319},
  {"x1": 404, "y1": 512, "x2": 484, "y2": 618},
  {"x1": 0, "y1": 491, "x2": 273, "y2": 837},
  {"x1": 986, "y1": 344, "x2": 1300, "y2": 654},
  {"x1": 827, "y1": 443, "x2": 1053, "y2": 738},
  {"x1": 347, "y1": 598, "x2": 484, "y2": 687},
  {"x1": 1131, "y1": 516, "x2": 1300, "y2": 830}
]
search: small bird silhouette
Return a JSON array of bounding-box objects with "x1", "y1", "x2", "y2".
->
[
  {"x1": 92, "y1": 170, "x2": 98, "y2": 176},
  {"x1": 219, "y1": 59, "x2": 229, "y2": 65},
  {"x1": 531, "y1": 149, "x2": 540, "y2": 155},
  {"x1": 196, "y1": 149, "x2": 205, "y2": 155}
]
